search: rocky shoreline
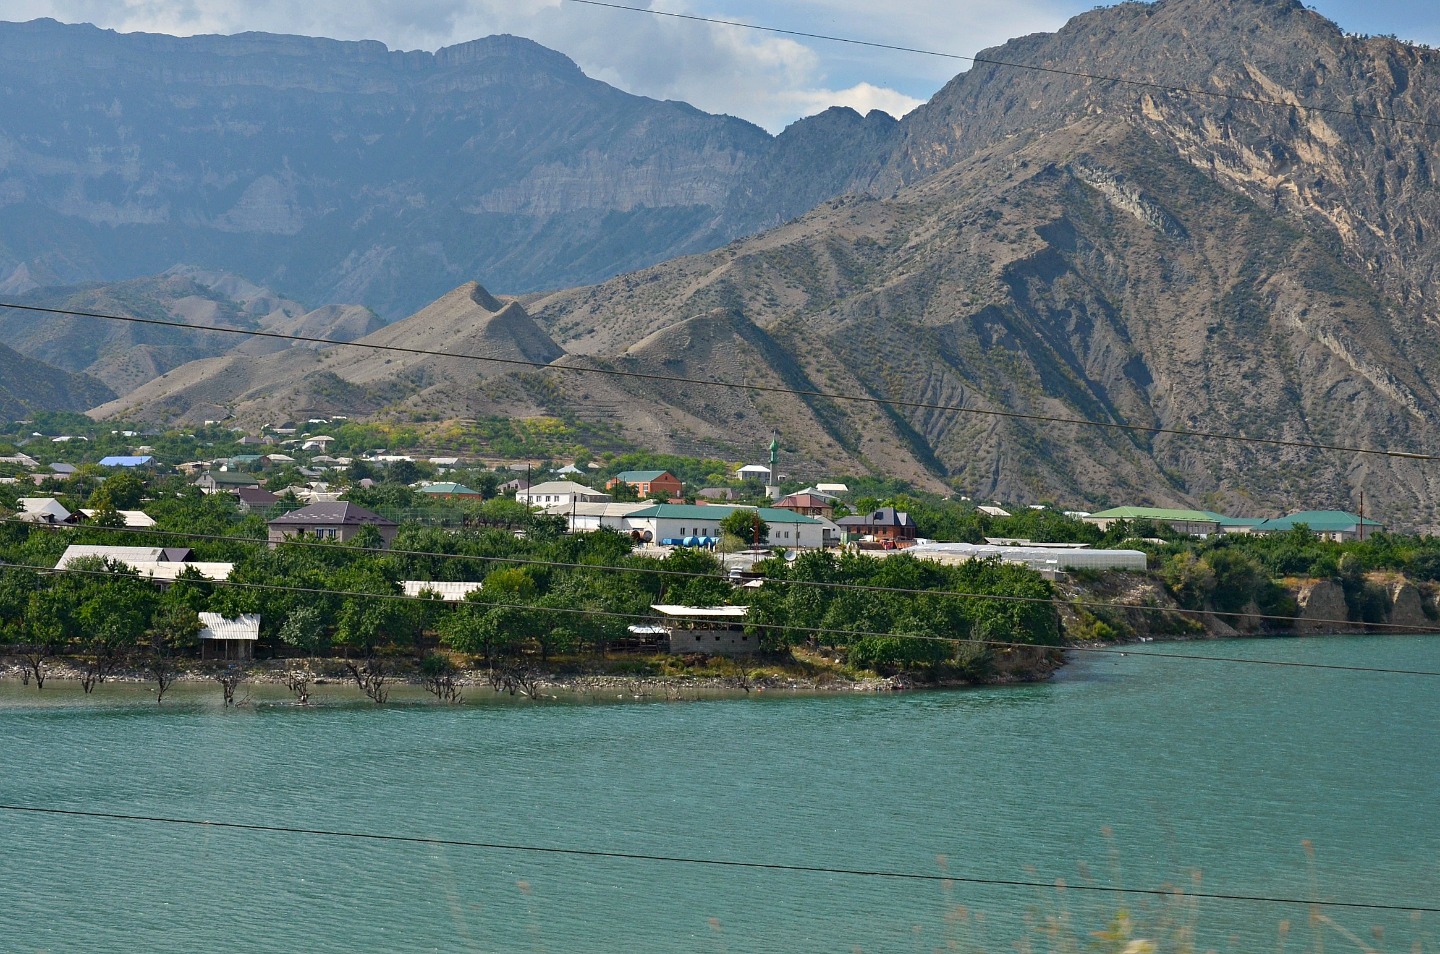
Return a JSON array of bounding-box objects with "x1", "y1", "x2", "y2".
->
[{"x1": 0, "y1": 656, "x2": 913, "y2": 697}]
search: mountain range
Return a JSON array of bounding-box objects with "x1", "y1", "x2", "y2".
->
[
  {"x1": 19, "y1": 0, "x2": 1440, "y2": 525},
  {"x1": 0, "y1": 18, "x2": 894, "y2": 318}
]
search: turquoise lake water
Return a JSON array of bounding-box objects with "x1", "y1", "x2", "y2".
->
[{"x1": 1, "y1": 634, "x2": 1437, "y2": 952}]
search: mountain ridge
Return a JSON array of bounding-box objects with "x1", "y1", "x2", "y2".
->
[{"x1": 0, "y1": 18, "x2": 896, "y2": 317}]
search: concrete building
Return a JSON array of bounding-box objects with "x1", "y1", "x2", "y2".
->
[
  {"x1": 653, "y1": 604, "x2": 756, "y2": 655},
  {"x1": 623, "y1": 503, "x2": 826, "y2": 549},
  {"x1": 542, "y1": 501, "x2": 652, "y2": 533},
  {"x1": 267, "y1": 501, "x2": 399, "y2": 547},
  {"x1": 516, "y1": 480, "x2": 611, "y2": 508}
]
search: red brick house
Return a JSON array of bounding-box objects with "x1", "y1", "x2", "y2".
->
[{"x1": 606, "y1": 470, "x2": 683, "y2": 498}]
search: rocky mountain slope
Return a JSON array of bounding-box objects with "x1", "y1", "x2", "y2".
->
[
  {"x1": 86, "y1": 0, "x2": 1440, "y2": 527},
  {"x1": 0, "y1": 19, "x2": 894, "y2": 318},
  {"x1": 0, "y1": 343, "x2": 114, "y2": 421},
  {"x1": 0, "y1": 268, "x2": 383, "y2": 393}
]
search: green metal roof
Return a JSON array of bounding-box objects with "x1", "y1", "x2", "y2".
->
[
  {"x1": 628, "y1": 503, "x2": 820, "y2": 525},
  {"x1": 1253, "y1": 511, "x2": 1383, "y2": 532},
  {"x1": 420, "y1": 482, "x2": 479, "y2": 495},
  {"x1": 1086, "y1": 507, "x2": 1222, "y2": 523},
  {"x1": 614, "y1": 470, "x2": 674, "y2": 482}
]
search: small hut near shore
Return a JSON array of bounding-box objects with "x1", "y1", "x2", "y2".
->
[{"x1": 198, "y1": 613, "x2": 260, "y2": 661}]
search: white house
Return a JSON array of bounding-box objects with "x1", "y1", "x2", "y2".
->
[
  {"x1": 517, "y1": 480, "x2": 612, "y2": 508},
  {"x1": 622, "y1": 504, "x2": 826, "y2": 549},
  {"x1": 542, "y1": 501, "x2": 652, "y2": 533},
  {"x1": 734, "y1": 464, "x2": 771, "y2": 481}
]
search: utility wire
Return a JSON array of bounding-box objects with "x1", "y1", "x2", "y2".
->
[
  {"x1": 564, "y1": 0, "x2": 1440, "y2": 132},
  {"x1": 0, "y1": 804, "x2": 1434, "y2": 914},
  {"x1": 9, "y1": 560, "x2": 1440, "y2": 677},
  {"x1": 21, "y1": 515, "x2": 1440, "y2": 637},
  {"x1": 0, "y1": 300, "x2": 1434, "y2": 462}
]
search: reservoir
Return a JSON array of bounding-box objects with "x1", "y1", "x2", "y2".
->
[{"x1": 1, "y1": 634, "x2": 1436, "y2": 952}]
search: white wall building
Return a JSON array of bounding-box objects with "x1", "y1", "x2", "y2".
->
[
  {"x1": 622, "y1": 504, "x2": 826, "y2": 549},
  {"x1": 542, "y1": 501, "x2": 652, "y2": 533},
  {"x1": 517, "y1": 480, "x2": 612, "y2": 508}
]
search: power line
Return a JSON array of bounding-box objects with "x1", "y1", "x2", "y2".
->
[
  {"x1": 21, "y1": 515, "x2": 1440, "y2": 638},
  {"x1": 10, "y1": 559, "x2": 1440, "y2": 677},
  {"x1": 0, "y1": 804, "x2": 1433, "y2": 914},
  {"x1": 564, "y1": 0, "x2": 1440, "y2": 132},
  {"x1": 1, "y1": 299, "x2": 1434, "y2": 462}
]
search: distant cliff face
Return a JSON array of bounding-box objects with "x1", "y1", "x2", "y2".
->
[{"x1": 0, "y1": 20, "x2": 894, "y2": 317}]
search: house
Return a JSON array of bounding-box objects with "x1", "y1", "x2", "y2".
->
[
  {"x1": 235, "y1": 487, "x2": 282, "y2": 512},
  {"x1": 977, "y1": 505, "x2": 1012, "y2": 518},
  {"x1": 54, "y1": 544, "x2": 230, "y2": 581},
  {"x1": 419, "y1": 482, "x2": 483, "y2": 500},
  {"x1": 553, "y1": 464, "x2": 585, "y2": 476},
  {"x1": 1250, "y1": 510, "x2": 1385, "y2": 542},
  {"x1": 1081, "y1": 507, "x2": 1225, "y2": 536},
  {"x1": 837, "y1": 507, "x2": 918, "y2": 548},
  {"x1": 696, "y1": 487, "x2": 740, "y2": 501},
  {"x1": 57, "y1": 545, "x2": 195, "y2": 568},
  {"x1": 48, "y1": 462, "x2": 77, "y2": 476},
  {"x1": 197, "y1": 613, "x2": 259, "y2": 661},
  {"x1": 498, "y1": 477, "x2": 531, "y2": 495},
  {"x1": 301, "y1": 435, "x2": 335, "y2": 451},
  {"x1": 773, "y1": 492, "x2": 835, "y2": 519},
  {"x1": 194, "y1": 471, "x2": 262, "y2": 494},
  {"x1": 267, "y1": 501, "x2": 399, "y2": 547},
  {"x1": 653, "y1": 604, "x2": 755, "y2": 655},
  {"x1": 734, "y1": 464, "x2": 771, "y2": 481},
  {"x1": 14, "y1": 497, "x2": 74, "y2": 524},
  {"x1": 0, "y1": 453, "x2": 39, "y2": 469},
  {"x1": 236, "y1": 435, "x2": 270, "y2": 446},
  {"x1": 606, "y1": 470, "x2": 684, "y2": 498},
  {"x1": 814, "y1": 482, "x2": 849, "y2": 495},
  {"x1": 97, "y1": 455, "x2": 154, "y2": 468},
  {"x1": 543, "y1": 501, "x2": 652, "y2": 533},
  {"x1": 401, "y1": 581, "x2": 484, "y2": 601},
  {"x1": 77, "y1": 509, "x2": 156, "y2": 528},
  {"x1": 516, "y1": 480, "x2": 612, "y2": 508},
  {"x1": 623, "y1": 503, "x2": 826, "y2": 549}
]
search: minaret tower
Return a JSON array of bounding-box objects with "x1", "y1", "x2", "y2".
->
[{"x1": 765, "y1": 432, "x2": 780, "y2": 501}]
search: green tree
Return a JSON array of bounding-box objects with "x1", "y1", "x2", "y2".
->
[
  {"x1": 719, "y1": 509, "x2": 769, "y2": 546},
  {"x1": 94, "y1": 471, "x2": 145, "y2": 510}
]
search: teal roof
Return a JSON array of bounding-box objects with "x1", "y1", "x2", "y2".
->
[
  {"x1": 614, "y1": 470, "x2": 673, "y2": 482},
  {"x1": 1087, "y1": 506, "x2": 1221, "y2": 523},
  {"x1": 1253, "y1": 511, "x2": 1383, "y2": 532},
  {"x1": 628, "y1": 503, "x2": 820, "y2": 525},
  {"x1": 420, "y1": 482, "x2": 479, "y2": 495}
]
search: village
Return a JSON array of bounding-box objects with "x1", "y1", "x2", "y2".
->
[{"x1": 0, "y1": 415, "x2": 1401, "y2": 672}]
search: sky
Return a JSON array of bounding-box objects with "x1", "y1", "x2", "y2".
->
[{"x1": 5, "y1": 0, "x2": 1438, "y2": 132}]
